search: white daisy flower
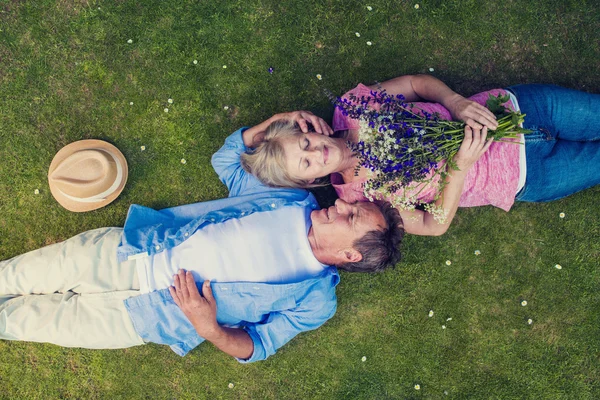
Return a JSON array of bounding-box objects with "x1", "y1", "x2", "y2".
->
[
  {"x1": 442, "y1": 325, "x2": 446, "y2": 329},
  {"x1": 474, "y1": 250, "x2": 481, "y2": 255},
  {"x1": 559, "y1": 212, "x2": 565, "y2": 218},
  {"x1": 181, "y1": 158, "x2": 186, "y2": 164},
  {"x1": 527, "y1": 319, "x2": 533, "y2": 325},
  {"x1": 367, "y1": 6, "x2": 373, "y2": 11},
  {"x1": 223, "y1": 106, "x2": 229, "y2": 110},
  {"x1": 446, "y1": 317, "x2": 452, "y2": 321},
  {"x1": 193, "y1": 60, "x2": 198, "y2": 64},
  {"x1": 228, "y1": 383, "x2": 234, "y2": 389},
  {"x1": 521, "y1": 300, "x2": 527, "y2": 306},
  {"x1": 429, "y1": 67, "x2": 435, "y2": 72},
  {"x1": 414, "y1": 4, "x2": 420, "y2": 9},
  {"x1": 222, "y1": 65, "x2": 227, "y2": 69},
  {"x1": 129, "y1": 102, "x2": 134, "y2": 106},
  {"x1": 445, "y1": 260, "x2": 452, "y2": 266},
  {"x1": 127, "y1": 39, "x2": 133, "y2": 44},
  {"x1": 316, "y1": 74, "x2": 322, "y2": 80},
  {"x1": 414, "y1": 384, "x2": 420, "y2": 390},
  {"x1": 554, "y1": 264, "x2": 562, "y2": 270},
  {"x1": 366, "y1": 41, "x2": 372, "y2": 46},
  {"x1": 361, "y1": 356, "x2": 367, "y2": 362},
  {"x1": 164, "y1": 108, "x2": 169, "y2": 113},
  {"x1": 34, "y1": 189, "x2": 40, "y2": 195},
  {"x1": 355, "y1": 32, "x2": 361, "y2": 37},
  {"x1": 140, "y1": 146, "x2": 146, "y2": 151},
  {"x1": 168, "y1": 98, "x2": 173, "y2": 104},
  {"x1": 428, "y1": 310, "x2": 434, "y2": 317}
]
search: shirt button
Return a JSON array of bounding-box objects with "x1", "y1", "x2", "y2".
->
[
  {"x1": 271, "y1": 203, "x2": 276, "y2": 208},
  {"x1": 154, "y1": 245, "x2": 161, "y2": 251},
  {"x1": 184, "y1": 232, "x2": 189, "y2": 237},
  {"x1": 241, "y1": 212, "x2": 245, "y2": 216},
  {"x1": 210, "y1": 218, "x2": 215, "y2": 222}
]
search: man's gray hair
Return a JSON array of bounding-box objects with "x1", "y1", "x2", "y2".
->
[{"x1": 338, "y1": 201, "x2": 404, "y2": 273}]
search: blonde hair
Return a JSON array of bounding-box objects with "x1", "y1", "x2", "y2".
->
[{"x1": 241, "y1": 119, "x2": 322, "y2": 188}]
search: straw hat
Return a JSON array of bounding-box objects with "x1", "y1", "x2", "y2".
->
[{"x1": 48, "y1": 139, "x2": 128, "y2": 212}]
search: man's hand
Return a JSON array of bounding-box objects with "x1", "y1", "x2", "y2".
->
[
  {"x1": 277, "y1": 110, "x2": 334, "y2": 136},
  {"x1": 243, "y1": 110, "x2": 333, "y2": 148},
  {"x1": 445, "y1": 94, "x2": 498, "y2": 130},
  {"x1": 169, "y1": 270, "x2": 221, "y2": 340}
]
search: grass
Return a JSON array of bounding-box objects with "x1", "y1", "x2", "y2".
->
[{"x1": 1, "y1": 0, "x2": 599, "y2": 398}]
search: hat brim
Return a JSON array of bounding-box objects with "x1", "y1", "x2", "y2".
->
[{"x1": 48, "y1": 139, "x2": 129, "y2": 212}]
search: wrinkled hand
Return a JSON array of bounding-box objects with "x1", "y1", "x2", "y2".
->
[
  {"x1": 446, "y1": 95, "x2": 498, "y2": 130},
  {"x1": 277, "y1": 110, "x2": 334, "y2": 136},
  {"x1": 453, "y1": 125, "x2": 494, "y2": 172},
  {"x1": 169, "y1": 270, "x2": 221, "y2": 340}
]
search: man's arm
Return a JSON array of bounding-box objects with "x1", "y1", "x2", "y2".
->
[
  {"x1": 169, "y1": 270, "x2": 253, "y2": 360},
  {"x1": 369, "y1": 74, "x2": 498, "y2": 130},
  {"x1": 242, "y1": 110, "x2": 334, "y2": 149},
  {"x1": 211, "y1": 111, "x2": 332, "y2": 196}
]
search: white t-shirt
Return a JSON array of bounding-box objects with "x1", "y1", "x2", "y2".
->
[
  {"x1": 507, "y1": 90, "x2": 527, "y2": 194},
  {"x1": 135, "y1": 206, "x2": 326, "y2": 293}
]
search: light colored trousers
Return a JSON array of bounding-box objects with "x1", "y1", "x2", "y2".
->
[{"x1": 0, "y1": 227, "x2": 145, "y2": 349}]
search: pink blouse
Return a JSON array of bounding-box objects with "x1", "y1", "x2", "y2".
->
[{"x1": 331, "y1": 83, "x2": 521, "y2": 211}]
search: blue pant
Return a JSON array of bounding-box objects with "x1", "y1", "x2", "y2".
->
[{"x1": 508, "y1": 84, "x2": 600, "y2": 202}]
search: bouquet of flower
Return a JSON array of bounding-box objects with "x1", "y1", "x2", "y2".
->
[{"x1": 332, "y1": 89, "x2": 530, "y2": 222}]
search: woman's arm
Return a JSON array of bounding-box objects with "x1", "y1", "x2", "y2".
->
[
  {"x1": 399, "y1": 125, "x2": 494, "y2": 236},
  {"x1": 369, "y1": 75, "x2": 498, "y2": 130}
]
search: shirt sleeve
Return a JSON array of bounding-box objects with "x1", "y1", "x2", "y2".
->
[
  {"x1": 211, "y1": 128, "x2": 268, "y2": 197},
  {"x1": 235, "y1": 284, "x2": 338, "y2": 363}
]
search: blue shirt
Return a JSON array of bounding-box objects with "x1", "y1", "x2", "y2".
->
[{"x1": 121, "y1": 128, "x2": 340, "y2": 363}]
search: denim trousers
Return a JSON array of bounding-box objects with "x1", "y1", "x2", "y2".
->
[{"x1": 508, "y1": 84, "x2": 600, "y2": 202}]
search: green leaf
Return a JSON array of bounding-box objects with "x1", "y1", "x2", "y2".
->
[{"x1": 486, "y1": 93, "x2": 511, "y2": 117}]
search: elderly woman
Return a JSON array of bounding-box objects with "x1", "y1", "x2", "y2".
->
[{"x1": 240, "y1": 75, "x2": 600, "y2": 236}]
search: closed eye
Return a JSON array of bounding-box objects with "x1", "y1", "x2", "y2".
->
[{"x1": 304, "y1": 138, "x2": 310, "y2": 150}]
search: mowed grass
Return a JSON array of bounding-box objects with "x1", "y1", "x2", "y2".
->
[{"x1": 1, "y1": 0, "x2": 599, "y2": 398}]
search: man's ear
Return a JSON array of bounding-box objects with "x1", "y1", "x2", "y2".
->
[
  {"x1": 307, "y1": 178, "x2": 316, "y2": 184},
  {"x1": 343, "y1": 249, "x2": 362, "y2": 263}
]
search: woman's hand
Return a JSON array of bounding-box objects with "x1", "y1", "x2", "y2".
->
[
  {"x1": 276, "y1": 110, "x2": 334, "y2": 136},
  {"x1": 445, "y1": 94, "x2": 498, "y2": 130},
  {"x1": 453, "y1": 125, "x2": 494, "y2": 172}
]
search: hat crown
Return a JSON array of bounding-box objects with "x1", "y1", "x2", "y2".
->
[{"x1": 49, "y1": 149, "x2": 118, "y2": 199}]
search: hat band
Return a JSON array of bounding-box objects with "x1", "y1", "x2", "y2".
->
[{"x1": 57, "y1": 149, "x2": 124, "y2": 203}]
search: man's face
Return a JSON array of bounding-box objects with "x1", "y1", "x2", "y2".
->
[{"x1": 308, "y1": 199, "x2": 387, "y2": 265}]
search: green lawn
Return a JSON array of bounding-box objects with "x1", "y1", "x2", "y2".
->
[{"x1": 1, "y1": 0, "x2": 599, "y2": 398}]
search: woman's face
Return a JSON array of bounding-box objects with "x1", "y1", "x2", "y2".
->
[{"x1": 281, "y1": 132, "x2": 348, "y2": 183}]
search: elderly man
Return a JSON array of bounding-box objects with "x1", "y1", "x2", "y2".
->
[{"x1": 0, "y1": 116, "x2": 403, "y2": 363}]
